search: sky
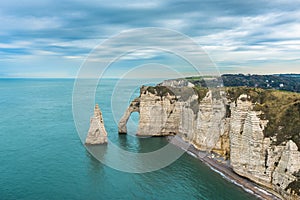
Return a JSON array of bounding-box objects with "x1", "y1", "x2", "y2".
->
[{"x1": 0, "y1": 0, "x2": 300, "y2": 78}]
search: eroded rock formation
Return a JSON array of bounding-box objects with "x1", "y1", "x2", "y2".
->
[
  {"x1": 85, "y1": 104, "x2": 108, "y2": 144},
  {"x1": 118, "y1": 81, "x2": 300, "y2": 199},
  {"x1": 118, "y1": 98, "x2": 140, "y2": 134},
  {"x1": 229, "y1": 96, "x2": 300, "y2": 199},
  {"x1": 118, "y1": 85, "x2": 230, "y2": 155}
]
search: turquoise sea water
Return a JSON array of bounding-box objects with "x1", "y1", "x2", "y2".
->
[{"x1": 0, "y1": 79, "x2": 257, "y2": 200}]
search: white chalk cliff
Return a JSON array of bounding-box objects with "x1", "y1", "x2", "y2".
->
[
  {"x1": 230, "y1": 95, "x2": 300, "y2": 199},
  {"x1": 118, "y1": 82, "x2": 300, "y2": 199},
  {"x1": 85, "y1": 104, "x2": 108, "y2": 144}
]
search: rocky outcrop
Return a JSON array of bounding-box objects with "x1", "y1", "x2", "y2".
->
[
  {"x1": 119, "y1": 83, "x2": 300, "y2": 199},
  {"x1": 85, "y1": 104, "x2": 108, "y2": 144},
  {"x1": 272, "y1": 141, "x2": 300, "y2": 199},
  {"x1": 229, "y1": 96, "x2": 300, "y2": 199},
  {"x1": 118, "y1": 98, "x2": 140, "y2": 134},
  {"x1": 229, "y1": 95, "x2": 274, "y2": 187}
]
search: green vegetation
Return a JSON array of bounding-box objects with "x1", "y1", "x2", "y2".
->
[
  {"x1": 192, "y1": 85, "x2": 209, "y2": 102},
  {"x1": 222, "y1": 74, "x2": 300, "y2": 93},
  {"x1": 226, "y1": 87, "x2": 268, "y2": 103},
  {"x1": 185, "y1": 74, "x2": 300, "y2": 93},
  {"x1": 146, "y1": 86, "x2": 175, "y2": 98},
  {"x1": 226, "y1": 87, "x2": 300, "y2": 149},
  {"x1": 185, "y1": 76, "x2": 208, "y2": 87}
]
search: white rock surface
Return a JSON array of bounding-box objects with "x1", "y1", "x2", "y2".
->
[
  {"x1": 229, "y1": 96, "x2": 300, "y2": 199},
  {"x1": 118, "y1": 98, "x2": 140, "y2": 134},
  {"x1": 85, "y1": 104, "x2": 108, "y2": 144},
  {"x1": 160, "y1": 79, "x2": 195, "y2": 88}
]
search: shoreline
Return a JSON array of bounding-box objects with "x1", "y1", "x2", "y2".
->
[{"x1": 167, "y1": 135, "x2": 283, "y2": 200}]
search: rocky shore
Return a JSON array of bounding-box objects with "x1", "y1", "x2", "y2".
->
[{"x1": 167, "y1": 135, "x2": 282, "y2": 200}]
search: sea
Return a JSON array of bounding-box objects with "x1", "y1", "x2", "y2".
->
[{"x1": 0, "y1": 78, "x2": 257, "y2": 200}]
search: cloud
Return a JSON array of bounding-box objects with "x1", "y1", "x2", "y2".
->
[{"x1": 0, "y1": 0, "x2": 300, "y2": 77}]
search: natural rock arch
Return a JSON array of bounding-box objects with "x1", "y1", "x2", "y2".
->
[{"x1": 118, "y1": 98, "x2": 140, "y2": 134}]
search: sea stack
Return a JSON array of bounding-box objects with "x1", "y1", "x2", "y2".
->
[{"x1": 85, "y1": 104, "x2": 108, "y2": 144}]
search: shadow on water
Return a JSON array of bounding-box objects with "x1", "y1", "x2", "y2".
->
[
  {"x1": 117, "y1": 133, "x2": 170, "y2": 153},
  {"x1": 85, "y1": 145, "x2": 107, "y2": 174},
  {"x1": 85, "y1": 149, "x2": 103, "y2": 170},
  {"x1": 86, "y1": 144, "x2": 108, "y2": 162},
  {"x1": 117, "y1": 134, "x2": 141, "y2": 153}
]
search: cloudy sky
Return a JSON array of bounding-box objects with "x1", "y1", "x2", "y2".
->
[{"x1": 0, "y1": 0, "x2": 300, "y2": 78}]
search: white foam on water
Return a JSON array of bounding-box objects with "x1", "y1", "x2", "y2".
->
[
  {"x1": 186, "y1": 151, "x2": 197, "y2": 158},
  {"x1": 254, "y1": 186, "x2": 273, "y2": 196}
]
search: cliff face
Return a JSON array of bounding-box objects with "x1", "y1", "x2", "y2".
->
[
  {"x1": 193, "y1": 90, "x2": 230, "y2": 155},
  {"x1": 230, "y1": 96, "x2": 300, "y2": 199},
  {"x1": 138, "y1": 86, "x2": 179, "y2": 136},
  {"x1": 119, "y1": 85, "x2": 230, "y2": 155},
  {"x1": 118, "y1": 82, "x2": 300, "y2": 199}
]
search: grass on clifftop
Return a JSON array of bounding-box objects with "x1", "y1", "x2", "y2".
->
[
  {"x1": 226, "y1": 87, "x2": 300, "y2": 150},
  {"x1": 146, "y1": 86, "x2": 175, "y2": 98},
  {"x1": 192, "y1": 85, "x2": 209, "y2": 102}
]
